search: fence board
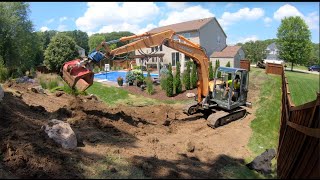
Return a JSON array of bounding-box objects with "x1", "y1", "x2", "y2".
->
[
  {"x1": 266, "y1": 63, "x2": 283, "y2": 75},
  {"x1": 277, "y1": 69, "x2": 320, "y2": 178}
]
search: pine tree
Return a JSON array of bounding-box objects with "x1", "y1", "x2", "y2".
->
[
  {"x1": 183, "y1": 61, "x2": 191, "y2": 90},
  {"x1": 191, "y1": 62, "x2": 197, "y2": 89},
  {"x1": 209, "y1": 61, "x2": 214, "y2": 80},
  {"x1": 175, "y1": 61, "x2": 182, "y2": 94},
  {"x1": 166, "y1": 63, "x2": 174, "y2": 97}
]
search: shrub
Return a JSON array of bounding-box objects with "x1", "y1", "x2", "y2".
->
[
  {"x1": 160, "y1": 74, "x2": 167, "y2": 90},
  {"x1": 146, "y1": 77, "x2": 154, "y2": 95},
  {"x1": 117, "y1": 76, "x2": 123, "y2": 86},
  {"x1": 125, "y1": 71, "x2": 135, "y2": 85},
  {"x1": 47, "y1": 79, "x2": 59, "y2": 90},
  {"x1": 174, "y1": 61, "x2": 182, "y2": 94},
  {"x1": 166, "y1": 63, "x2": 174, "y2": 97},
  {"x1": 226, "y1": 61, "x2": 231, "y2": 67},
  {"x1": 191, "y1": 62, "x2": 197, "y2": 89},
  {"x1": 209, "y1": 61, "x2": 214, "y2": 80},
  {"x1": 0, "y1": 58, "x2": 9, "y2": 83},
  {"x1": 183, "y1": 61, "x2": 191, "y2": 90},
  {"x1": 44, "y1": 33, "x2": 78, "y2": 72},
  {"x1": 226, "y1": 61, "x2": 232, "y2": 80}
]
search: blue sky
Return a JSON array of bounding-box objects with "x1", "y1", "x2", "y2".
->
[{"x1": 29, "y1": 2, "x2": 319, "y2": 44}]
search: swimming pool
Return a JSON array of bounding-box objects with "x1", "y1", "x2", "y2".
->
[{"x1": 94, "y1": 71, "x2": 159, "y2": 82}]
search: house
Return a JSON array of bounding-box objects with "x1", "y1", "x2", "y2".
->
[
  {"x1": 135, "y1": 17, "x2": 227, "y2": 72},
  {"x1": 75, "y1": 45, "x2": 85, "y2": 58},
  {"x1": 263, "y1": 42, "x2": 284, "y2": 64},
  {"x1": 210, "y1": 46, "x2": 245, "y2": 68}
]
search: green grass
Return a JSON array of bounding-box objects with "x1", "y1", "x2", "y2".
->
[
  {"x1": 86, "y1": 82, "x2": 193, "y2": 106},
  {"x1": 78, "y1": 153, "x2": 148, "y2": 179},
  {"x1": 285, "y1": 64, "x2": 308, "y2": 71},
  {"x1": 248, "y1": 69, "x2": 281, "y2": 156},
  {"x1": 285, "y1": 70, "x2": 319, "y2": 106}
]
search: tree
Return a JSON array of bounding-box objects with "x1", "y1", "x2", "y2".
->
[
  {"x1": 226, "y1": 61, "x2": 231, "y2": 67},
  {"x1": 0, "y1": 2, "x2": 41, "y2": 76},
  {"x1": 174, "y1": 61, "x2": 182, "y2": 94},
  {"x1": 44, "y1": 33, "x2": 78, "y2": 72},
  {"x1": 277, "y1": 16, "x2": 312, "y2": 71},
  {"x1": 209, "y1": 61, "x2": 214, "y2": 80},
  {"x1": 191, "y1": 62, "x2": 197, "y2": 89},
  {"x1": 88, "y1": 34, "x2": 106, "y2": 52},
  {"x1": 166, "y1": 63, "x2": 174, "y2": 97},
  {"x1": 61, "y1": 30, "x2": 89, "y2": 53},
  {"x1": 183, "y1": 61, "x2": 191, "y2": 90}
]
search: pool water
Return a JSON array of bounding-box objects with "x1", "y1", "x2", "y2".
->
[{"x1": 94, "y1": 71, "x2": 159, "y2": 82}]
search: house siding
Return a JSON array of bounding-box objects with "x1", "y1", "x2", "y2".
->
[{"x1": 199, "y1": 19, "x2": 227, "y2": 57}]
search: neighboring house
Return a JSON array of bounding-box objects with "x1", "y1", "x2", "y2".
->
[
  {"x1": 263, "y1": 42, "x2": 284, "y2": 64},
  {"x1": 76, "y1": 45, "x2": 85, "y2": 58},
  {"x1": 210, "y1": 46, "x2": 245, "y2": 68},
  {"x1": 135, "y1": 17, "x2": 227, "y2": 72}
]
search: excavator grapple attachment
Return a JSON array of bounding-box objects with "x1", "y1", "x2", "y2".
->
[{"x1": 61, "y1": 59, "x2": 94, "y2": 92}]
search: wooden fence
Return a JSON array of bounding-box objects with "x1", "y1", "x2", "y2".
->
[
  {"x1": 240, "y1": 59, "x2": 250, "y2": 71},
  {"x1": 266, "y1": 63, "x2": 283, "y2": 75},
  {"x1": 277, "y1": 70, "x2": 320, "y2": 178}
]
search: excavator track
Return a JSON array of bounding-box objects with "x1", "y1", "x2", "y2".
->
[
  {"x1": 183, "y1": 102, "x2": 200, "y2": 115},
  {"x1": 207, "y1": 108, "x2": 247, "y2": 129}
]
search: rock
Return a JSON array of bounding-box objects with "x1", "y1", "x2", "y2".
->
[
  {"x1": 55, "y1": 91, "x2": 64, "y2": 97},
  {"x1": 186, "y1": 141, "x2": 195, "y2": 152},
  {"x1": 137, "y1": 122, "x2": 144, "y2": 128},
  {"x1": 186, "y1": 93, "x2": 196, "y2": 98},
  {"x1": 86, "y1": 94, "x2": 98, "y2": 101},
  {"x1": 88, "y1": 135, "x2": 102, "y2": 143},
  {"x1": 162, "y1": 120, "x2": 171, "y2": 126},
  {"x1": 44, "y1": 119, "x2": 77, "y2": 149},
  {"x1": 31, "y1": 86, "x2": 44, "y2": 94},
  {"x1": 140, "y1": 84, "x2": 146, "y2": 91},
  {"x1": 0, "y1": 85, "x2": 4, "y2": 102}
]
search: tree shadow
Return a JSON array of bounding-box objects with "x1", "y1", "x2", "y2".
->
[{"x1": 130, "y1": 153, "x2": 266, "y2": 179}]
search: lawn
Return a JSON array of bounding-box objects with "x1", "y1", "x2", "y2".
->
[
  {"x1": 284, "y1": 70, "x2": 319, "y2": 106},
  {"x1": 86, "y1": 82, "x2": 192, "y2": 106}
]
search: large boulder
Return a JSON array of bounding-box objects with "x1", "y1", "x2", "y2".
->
[
  {"x1": 0, "y1": 85, "x2": 3, "y2": 102},
  {"x1": 44, "y1": 119, "x2": 77, "y2": 149}
]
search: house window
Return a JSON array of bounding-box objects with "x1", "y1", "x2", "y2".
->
[
  {"x1": 171, "y1": 52, "x2": 179, "y2": 66},
  {"x1": 152, "y1": 57, "x2": 155, "y2": 62},
  {"x1": 151, "y1": 47, "x2": 154, "y2": 52},
  {"x1": 159, "y1": 45, "x2": 162, "y2": 51},
  {"x1": 184, "y1": 32, "x2": 191, "y2": 39},
  {"x1": 155, "y1": 46, "x2": 158, "y2": 51}
]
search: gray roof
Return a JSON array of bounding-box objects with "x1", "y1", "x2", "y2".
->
[{"x1": 266, "y1": 42, "x2": 278, "y2": 51}]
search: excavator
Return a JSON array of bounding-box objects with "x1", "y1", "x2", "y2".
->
[{"x1": 61, "y1": 29, "x2": 252, "y2": 128}]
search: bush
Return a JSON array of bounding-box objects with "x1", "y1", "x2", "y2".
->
[
  {"x1": 209, "y1": 61, "x2": 214, "y2": 80},
  {"x1": 47, "y1": 79, "x2": 59, "y2": 90},
  {"x1": 191, "y1": 62, "x2": 197, "y2": 89},
  {"x1": 117, "y1": 76, "x2": 123, "y2": 86},
  {"x1": 226, "y1": 61, "x2": 231, "y2": 67},
  {"x1": 166, "y1": 63, "x2": 174, "y2": 97},
  {"x1": 44, "y1": 33, "x2": 78, "y2": 72},
  {"x1": 146, "y1": 77, "x2": 154, "y2": 95},
  {"x1": 125, "y1": 71, "x2": 135, "y2": 85},
  {"x1": 0, "y1": 58, "x2": 9, "y2": 83},
  {"x1": 174, "y1": 61, "x2": 182, "y2": 94},
  {"x1": 183, "y1": 61, "x2": 191, "y2": 90}
]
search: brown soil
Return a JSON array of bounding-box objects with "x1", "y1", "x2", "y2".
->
[{"x1": 0, "y1": 76, "x2": 259, "y2": 178}]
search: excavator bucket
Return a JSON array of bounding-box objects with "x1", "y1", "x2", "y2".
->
[{"x1": 61, "y1": 59, "x2": 94, "y2": 92}]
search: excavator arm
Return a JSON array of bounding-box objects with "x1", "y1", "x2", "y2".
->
[{"x1": 61, "y1": 29, "x2": 210, "y2": 104}]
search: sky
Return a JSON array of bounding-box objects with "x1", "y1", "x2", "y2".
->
[{"x1": 29, "y1": 2, "x2": 319, "y2": 44}]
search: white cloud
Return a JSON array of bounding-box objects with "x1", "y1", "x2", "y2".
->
[
  {"x1": 46, "y1": 18, "x2": 54, "y2": 24},
  {"x1": 274, "y1": 4, "x2": 319, "y2": 30},
  {"x1": 218, "y1": 7, "x2": 264, "y2": 29},
  {"x1": 76, "y1": 2, "x2": 159, "y2": 32},
  {"x1": 158, "y1": 5, "x2": 214, "y2": 27},
  {"x1": 264, "y1": 17, "x2": 272, "y2": 27},
  {"x1": 57, "y1": 24, "x2": 67, "y2": 31},
  {"x1": 40, "y1": 26, "x2": 50, "y2": 32},
  {"x1": 273, "y1": 4, "x2": 303, "y2": 21},
  {"x1": 228, "y1": 35, "x2": 259, "y2": 45},
  {"x1": 225, "y1": 3, "x2": 238, "y2": 8},
  {"x1": 59, "y1": 16, "x2": 68, "y2": 22},
  {"x1": 166, "y1": 2, "x2": 188, "y2": 10},
  {"x1": 97, "y1": 23, "x2": 157, "y2": 35}
]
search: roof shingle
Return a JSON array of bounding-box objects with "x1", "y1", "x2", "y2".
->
[
  {"x1": 148, "y1": 17, "x2": 214, "y2": 34},
  {"x1": 211, "y1": 46, "x2": 242, "y2": 58}
]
